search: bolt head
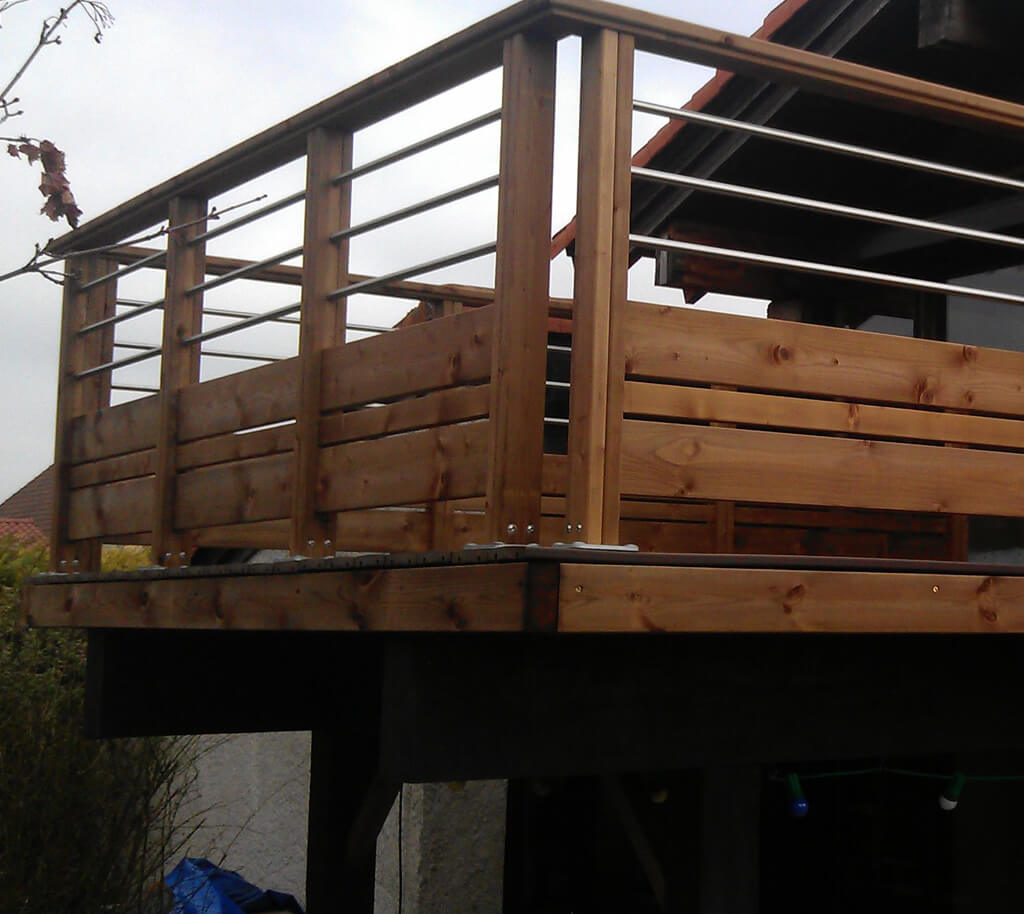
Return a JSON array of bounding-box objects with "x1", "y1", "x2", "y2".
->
[
  {"x1": 506, "y1": 523, "x2": 517, "y2": 536},
  {"x1": 526, "y1": 524, "x2": 536, "y2": 535},
  {"x1": 576, "y1": 523, "x2": 583, "y2": 532}
]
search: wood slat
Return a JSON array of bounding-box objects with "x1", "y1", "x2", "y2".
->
[
  {"x1": 68, "y1": 476, "x2": 154, "y2": 540},
  {"x1": 558, "y1": 564, "x2": 1024, "y2": 633},
  {"x1": 320, "y1": 384, "x2": 490, "y2": 445},
  {"x1": 566, "y1": 28, "x2": 633, "y2": 543},
  {"x1": 320, "y1": 306, "x2": 492, "y2": 411},
  {"x1": 25, "y1": 563, "x2": 530, "y2": 632},
  {"x1": 734, "y1": 505, "x2": 947, "y2": 534},
  {"x1": 192, "y1": 520, "x2": 290, "y2": 549},
  {"x1": 68, "y1": 395, "x2": 160, "y2": 464},
  {"x1": 318, "y1": 420, "x2": 490, "y2": 512},
  {"x1": 487, "y1": 32, "x2": 557, "y2": 541},
  {"x1": 620, "y1": 420, "x2": 1024, "y2": 518},
  {"x1": 624, "y1": 302, "x2": 1024, "y2": 416},
  {"x1": 176, "y1": 424, "x2": 295, "y2": 471},
  {"x1": 625, "y1": 381, "x2": 1024, "y2": 449},
  {"x1": 175, "y1": 453, "x2": 293, "y2": 529},
  {"x1": 177, "y1": 358, "x2": 298, "y2": 442},
  {"x1": 69, "y1": 450, "x2": 156, "y2": 489}
]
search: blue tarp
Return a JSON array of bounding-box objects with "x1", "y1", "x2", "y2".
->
[{"x1": 166, "y1": 857, "x2": 305, "y2": 914}]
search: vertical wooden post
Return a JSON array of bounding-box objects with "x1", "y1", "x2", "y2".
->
[
  {"x1": 486, "y1": 31, "x2": 557, "y2": 543},
  {"x1": 290, "y1": 127, "x2": 353, "y2": 557},
  {"x1": 699, "y1": 765, "x2": 761, "y2": 914},
  {"x1": 566, "y1": 29, "x2": 633, "y2": 544},
  {"x1": 153, "y1": 196, "x2": 207, "y2": 565},
  {"x1": 50, "y1": 254, "x2": 116, "y2": 571}
]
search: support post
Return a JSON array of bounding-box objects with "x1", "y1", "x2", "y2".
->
[
  {"x1": 566, "y1": 29, "x2": 633, "y2": 544},
  {"x1": 291, "y1": 126, "x2": 353, "y2": 557},
  {"x1": 486, "y1": 31, "x2": 557, "y2": 543},
  {"x1": 153, "y1": 196, "x2": 207, "y2": 565},
  {"x1": 50, "y1": 254, "x2": 116, "y2": 571},
  {"x1": 700, "y1": 765, "x2": 760, "y2": 914}
]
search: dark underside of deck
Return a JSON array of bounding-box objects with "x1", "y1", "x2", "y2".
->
[{"x1": 21, "y1": 547, "x2": 1024, "y2": 770}]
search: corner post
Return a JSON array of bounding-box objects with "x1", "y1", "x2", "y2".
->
[
  {"x1": 566, "y1": 29, "x2": 633, "y2": 544},
  {"x1": 50, "y1": 253, "x2": 117, "y2": 571},
  {"x1": 486, "y1": 30, "x2": 557, "y2": 543},
  {"x1": 290, "y1": 126, "x2": 353, "y2": 557},
  {"x1": 153, "y1": 196, "x2": 207, "y2": 566}
]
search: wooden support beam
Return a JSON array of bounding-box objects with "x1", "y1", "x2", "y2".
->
[
  {"x1": 291, "y1": 127, "x2": 353, "y2": 557},
  {"x1": 699, "y1": 766, "x2": 760, "y2": 914},
  {"x1": 152, "y1": 197, "x2": 207, "y2": 565},
  {"x1": 50, "y1": 255, "x2": 115, "y2": 571},
  {"x1": 566, "y1": 29, "x2": 633, "y2": 544},
  {"x1": 306, "y1": 726, "x2": 399, "y2": 914},
  {"x1": 486, "y1": 31, "x2": 557, "y2": 542}
]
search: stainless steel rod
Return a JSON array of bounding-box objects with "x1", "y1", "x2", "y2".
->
[
  {"x1": 633, "y1": 100, "x2": 1024, "y2": 194},
  {"x1": 182, "y1": 300, "x2": 303, "y2": 346},
  {"x1": 118, "y1": 341, "x2": 280, "y2": 363},
  {"x1": 327, "y1": 242, "x2": 497, "y2": 301},
  {"x1": 203, "y1": 305, "x2": 299, "y2": 325},
  {"x1": 77, "y1": 249, "x2": 167, "y2": 292},
  {"x1": 630, "y1": 233, "x2": 1024, "y2": 307},
  {"x1": 347, "y1": 323, "x2": 394, "y2": 334},
  {"x1": 333, "y1": 109, "x2": 501, "y2": 186},
  {"x1": 78, "y1": 298, "x2": 165, "y2": 335},
  {"x1": 186, "y1": 244, "x2": 304, "y2": 295},
  {"x1": 189, "y1": 189, "x2": 307, "y2": 245},
  {"x1": 632, "y1": 166, "x2": 1024, "y2": 251},
  {"x1": 112, "y1": 383, "x2": 158, "y2": 394},
  {"x1": 329, "y1": 175, "x2": 499, "y2": 243},
  {"x1": 76, "y1": 346, "x2": 161, "y2": 379}
]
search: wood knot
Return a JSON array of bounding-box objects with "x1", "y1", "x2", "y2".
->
[
  {"x1": 962, "y1": 345, "x2": 978, "y2": 363},
  {"x1": 980, "y1": 608, "x2": 998, "y2": 624},
  {"x1": 963, "y1": 390, "x2": 975, "y2": 406},
  {"x1": 914, "y1": 378, "x2": 936, "y2": 405},
  {"x1": 782, "y1": 583, "x2": 805, "y2": 614},
  {"x1": 446, "y1": 601, "x2": 468, "y2": 631},
  {"x1": 772, "y1": 344, "x2": 792, "y2": 364},
  {"x1": 846, "y1": 403, "x2": 860, "y2": 429}
]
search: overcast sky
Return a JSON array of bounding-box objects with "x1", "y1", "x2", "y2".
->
[{"x1": 0, "y1": 0, "x2": 781, "y2": 502}]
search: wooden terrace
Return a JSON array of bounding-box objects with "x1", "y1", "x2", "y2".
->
[{"x1": 18, "y1": 0, "x2": 1024, "y2": 907}]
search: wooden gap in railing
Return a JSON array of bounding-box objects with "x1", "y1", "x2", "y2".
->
[
  {"x1": 486, "y1": 30, "x2": 557, "y2": 543},
  {"x1": 290, "y1": 127, "x2": 353, "y2": 557},
  {"x1": 50, "y1": 254, "x2": 117, "y2": 571},
  {"x1": 152, "y1": 196, "x2": 207, "y2": 566},
  {"x1": 565, "y1": 28, "x2": 633, "y2": 545}
]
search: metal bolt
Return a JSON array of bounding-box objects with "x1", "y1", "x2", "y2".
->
[
  {"x1": 323, "y1": 539, "x2": 332, "y2": 548},
  {"x1": 506, "y1": 523, "x2": 517, "y2": 537},
  {"x1": 576, "y1": 523, "x2": 583, "y2": 533},
  {"x1": 307, "y1": 539, "x2": 315, "y2": 548},
  {"x1": 71, "y1": 559, "x2": 79, "y2": 568},
  {"x1": 59, "y1": 560, "x2": 67, "y2": 568},
  {"x1": 526, "y1": 524, "x2": 536, "y2": 536},
  {"x1": 179, "y1": 552, "x2": 186, "y2": 560},
  {"x1": 566, "y1": 523, "x2": 573, "y2": 533}
]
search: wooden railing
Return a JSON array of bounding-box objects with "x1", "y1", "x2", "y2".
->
[{"x1": 44, "y1": 0, "x2": 1024, "y2": 571}]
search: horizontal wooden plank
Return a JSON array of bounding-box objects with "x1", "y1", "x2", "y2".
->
[
  {"x1": 619, "y1": 519, "x2": 713, "y2": 553},
  {"x1": 193, "y1": 520, "x2": 290, "y2": 550},
  {"x1": 176, "y1": 453, "x2": 293, "y2": 529},
  {"x1": 68, "y1": 476, "x2": 154, "y2": 539},
  {"x1": 69, "y1": 450, "x2": 156, "y2": 489},
  {"x1": 558, "y1": 564, "x2": 1024, "y2": 633},
  {"x1": 177, "y1": 424, "x2": 295, "y2": 470},
  {"x1": 318, "y1": 420, "x2": 489, "y2": 511},
  {"x1": 620, "y1": 420, "x2": 1024, "y2": 517},
  {"x1": 734, "y1": 505, "x2": 948, "y2": 534},
  {"x1": 321, "y1": 384, "x2": 490, "y2": 445},
  {"x1": 624, "y1": 301, "x2": 1024, "y2": 416},
  {"x1": 68, "y1": 396, "x2": 159, "y2": 464},
  {"x1": 321, "y1": 307, "x2": 492, "y2": 410},
  {"x1": 625, "y1": 381, "x2": 1024, "y2": 449},
  {"x1": 25, "y1": 563, "x2": 529, "y2": 632},
  {"x1": 733, "y1": 525, "x2": 944, "y2": 560},
  {"x1": 177, "y1": 358, "x2": 299, "y2": 442}
]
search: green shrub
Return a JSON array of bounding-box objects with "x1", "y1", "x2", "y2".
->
[{"x1": 0, "y1": 536, "x2": 202, "y2": 914}]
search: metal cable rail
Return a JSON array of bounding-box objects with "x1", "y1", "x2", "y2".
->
[
  {"x1": 630, "y1": 234, "x2": 1024, "y2": 307},
  {"x1": 332, "y1": 109, "x2": 501, "y2": 186},
  {"x1": 78, "y1": 297, "x2": 166, "y2": 336},
  {"x1": 633, "y1": 100, "x2": 1024, "y2": 193},
  {"x1": 327, "y1": 242, "x2": 497, "y2": 301},
  {"x1": 112, "y1": 383, "x2": 158, "y2": 394},
  {"x1": 186, "y1": 244, "x2": 304, "y2": 296},
  {"x1": 329, "y1": 175, "x2": 498, "y2": 243},
  {"x1": 76, "y1": 345, "x2": 161, "y2": 379},
  {"x1": 77, "y1": 248, "x2": 167, "y2": 292},
  {"x1": 117, "y1": 341, "x2": 280, "y2": 363},
  {"x1": 632, "y1": 166, "x2": 1024, "y2": 251},
  {"x1": 190, "y1": 189, "x2": 307, "y2": 246}
]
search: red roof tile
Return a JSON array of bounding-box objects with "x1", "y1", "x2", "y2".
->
[
  {"x1": 0, "y1": 517, "x2": 46, "y2": 545},
  {"x1": 0, "y1": 465, "x2": 54, "y2": 538}
]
